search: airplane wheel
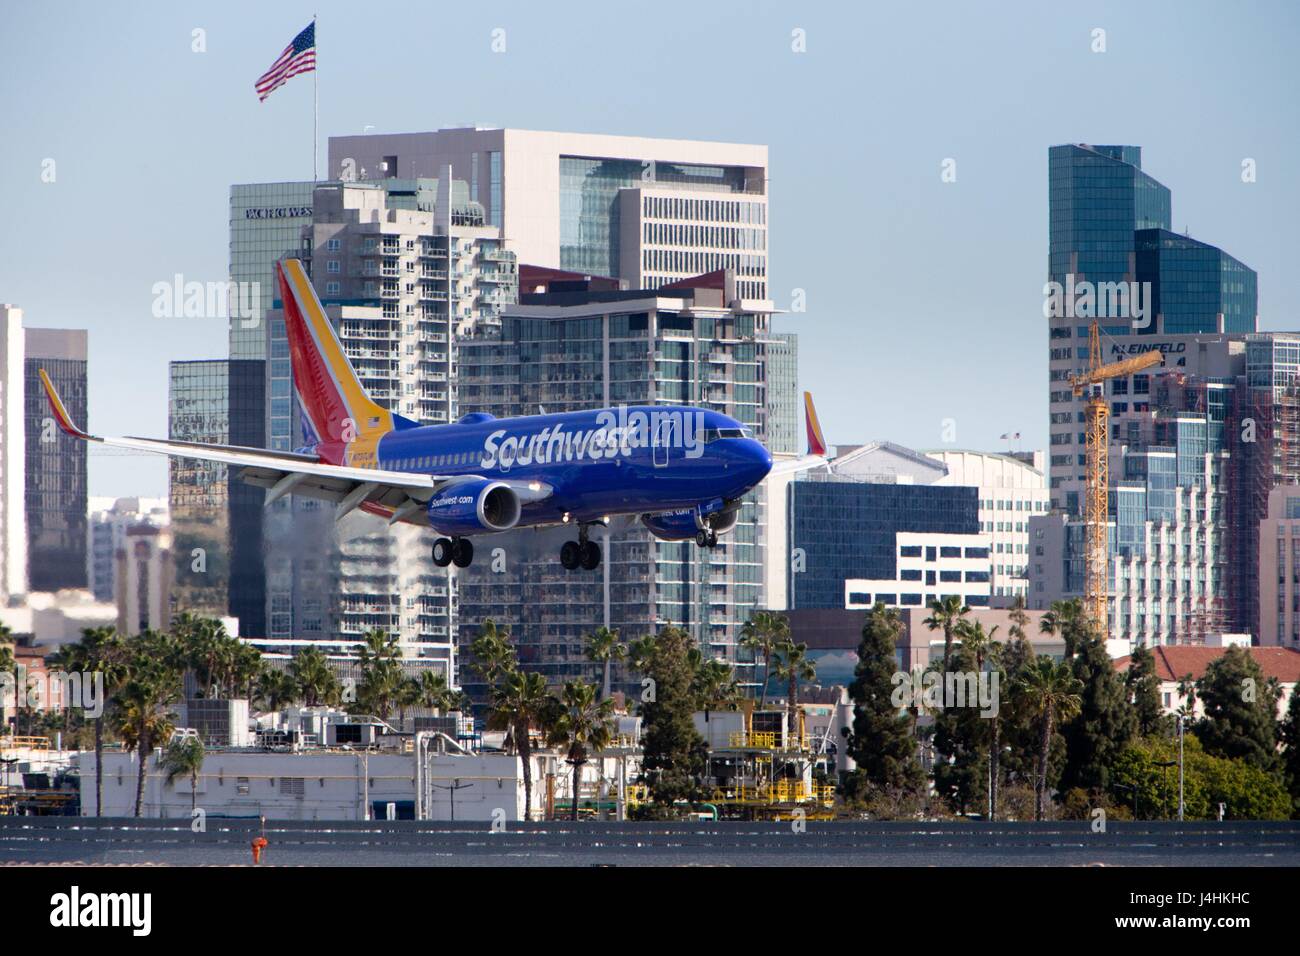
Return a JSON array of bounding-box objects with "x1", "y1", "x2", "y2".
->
[
  {"x1": 432, "y1": 538, "x2": 453, "y2": 567},
  {"x1": 579, "y1": 540, "x2": 602, "y2": 570},
  {"x1": 560, "y1": 540, "x2": 581, "y2": 570},
  {"x1": 707, "y1": 530, "x2": 718, "y2": 548},
  {"x1": 695, "y1": 529, "x2": 710, "y2": 548},
  {"x1": 451, "y1": 537, "x2": 474, "y2": 568}
]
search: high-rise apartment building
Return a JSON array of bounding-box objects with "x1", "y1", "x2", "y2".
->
[
  {"x1": 255, "y1": 177, "x2": 513, "y2": 674},
  {"x1": 456, "y1": 271, "x2": 778, "y2": 700},
  {"x1": 327, "y1": 128, "x2": 769, "y2": 299},
  {"x1": 87, "y1": 496, "x2": 169, "y2": 603}
]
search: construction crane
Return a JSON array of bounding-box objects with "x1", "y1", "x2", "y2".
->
[{"x1": 1069, "y1": 320, "x2": 1164, "y2": 633}]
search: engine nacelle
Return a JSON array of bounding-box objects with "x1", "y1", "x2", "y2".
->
[
  {"x1": 641, "y1": 503, "x2": 740, "y2": 541},
  {"x1": 426, "y1": 479, "x2": 522, "y2": 536}
]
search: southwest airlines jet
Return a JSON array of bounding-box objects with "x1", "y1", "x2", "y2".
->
[{"x1": 41, "y1": 259, "x2": 827, "y2": 571}]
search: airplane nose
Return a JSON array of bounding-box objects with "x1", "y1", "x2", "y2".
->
[{"x1": 739, "y1": 439, "x2": 772, "y2": 484}]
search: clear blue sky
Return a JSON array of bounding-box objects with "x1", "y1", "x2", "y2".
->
[{"x1": 2, "y1": 0, "x2": 1297, "y2": 498}]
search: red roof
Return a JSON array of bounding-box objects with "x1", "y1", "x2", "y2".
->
[{"x1": 1114, "y1": 646, "x2": 1300, "y2": 683}]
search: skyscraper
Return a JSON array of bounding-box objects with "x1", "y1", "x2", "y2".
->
[
  {"x1": 1045, "y1": 144, "x2": 1257, "y2": 516},
  {"x1": 24, "y1": 327, "x2": 88, "y2": 592}
]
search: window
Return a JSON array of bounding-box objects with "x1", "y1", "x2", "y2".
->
[
  {"x1": 900, "y1": 545, "x2": 922, "y2": 558},
  {"x1": 327, "y1": 259, "x2": 340, "y2": 274},
  {"x1": 326, "y1": 238, "x2": 341, "y2": 251}
]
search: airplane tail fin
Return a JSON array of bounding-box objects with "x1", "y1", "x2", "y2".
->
[
  {"x1": 276, "y1": 258, "x2": 415, "y2": 466},
  {"x1": 803, "y1": 391, "x2": 827, "y2": 457}
]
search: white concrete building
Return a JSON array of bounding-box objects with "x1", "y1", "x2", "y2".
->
[
  {"x1": 0, "y1": 304, "x2": 27, "y2": 601},
  {"x1": 87, "y1": 496, "x2": 169, "y2": 604},
  {"x1": 926, "y1": 449, "x2": 1049, "y2": 604},
  {"x1": 116, "y1": 524, "x2": 173, "y2": 636},
  {"x1": 842, "y1": 530, "x2": 994, "y2": 612},
  {"x1": 327, "y1": 127, "x2": 769, "y2": 300}
]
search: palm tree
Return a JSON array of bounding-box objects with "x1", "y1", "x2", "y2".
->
[
  {"x1": 289, "y1": 645, "x2": 341, "y2": 707},
  {"x1": 416, "y1": 669, "x2": 455, "y2": 714},
  {"x1": 469, "y1": 620, "x2": 517, "y2": 693},
  {"x1": 489, "y1": 670, "x2": 552, "y2": 821},
  {"x1": 738, "y1": 610, "x2": 789, "y2": 706},
  {"x1": 55, "y1": 626, "x2": 127, "y2": 816},
  {"x1": 1039, "y1": 598, "x2": 1087, "y2": 659},
  {"x1": 691, "y1": 656, "x2": 741, "y2": 715},
  {"x1": 547, "y1": 681, "x2": 616, "y2": 821},
  {"x1": 1014, "y1": 657, "x2": 1083, "y2": 821},
  {"x1": 356, "y1": 630, "x2": 403, "y2": 720},
  {"x1": 395, "y1": 677, "x2": 423, "y2": 730},
  {"x1": 770, "y1": 640, "x2": 817, "y2": 739},
  {"x1": 584, "y1": 627, "x2": 626, "y2": 699},
  {"x1": 627, "y1": 635, "x2": 657, "y2": 674},
  {"x1": 114, "y1": 631, "x2": 182, "y2": 817},
  {"x1": 160, "y1": 736, "x2": 205, "y2": 812},
  {"x1": 955, "y1": 620, "x2": 1000, "y2": 674},
  {"x1": 923, "y1": 595, "x2": 969, "y2": 670},
  {"x1": 254, "y1": 665, "x2": 299, "y2": 712}
]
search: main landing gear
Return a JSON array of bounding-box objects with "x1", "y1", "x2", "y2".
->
[
  {"x1": 695, "y1": 529, "x2": 719, "y2": 549},
  {"x1": 560, "y1": 524, "x2": 602, "y2": 571},
  {"x1": 432, "y1": 536, "x2": 474, "y2": 568}
]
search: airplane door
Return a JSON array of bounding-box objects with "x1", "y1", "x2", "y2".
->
[{"x1": 653, "y1": 418, "x2": 674, "y2": 468}]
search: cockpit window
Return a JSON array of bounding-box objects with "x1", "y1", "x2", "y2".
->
[{"x1": 704, "y1": 426, "x2": 752, "y2": 442}]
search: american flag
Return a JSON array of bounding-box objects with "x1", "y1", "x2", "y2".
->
[{"x1": 255, "y1": 22, "x2": 316, "y2": 102}]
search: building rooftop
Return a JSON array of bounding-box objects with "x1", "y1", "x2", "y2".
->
[{"x1": 1114, "y1": 646, "x2": 1300, "y2": 683}]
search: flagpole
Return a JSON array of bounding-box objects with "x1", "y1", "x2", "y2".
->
[{"x1": 313, "y1": 14, "x2": 319, "y2": 181}]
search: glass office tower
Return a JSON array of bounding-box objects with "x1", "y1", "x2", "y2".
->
[{"x1": 24, "y1": 331, "x2": 88, "y2": 591}]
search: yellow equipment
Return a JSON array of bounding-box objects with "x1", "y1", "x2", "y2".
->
[{"x1": 1069, "y1": 321, "x2": 1163, "y2": 632}]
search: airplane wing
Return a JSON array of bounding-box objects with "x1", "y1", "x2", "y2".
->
[
  {"x1": 767, "y1": 453, "x2": 829, "y2": 478},
  {"x1": 39, "y1": 370, "x2": 551, "y2": 525}
]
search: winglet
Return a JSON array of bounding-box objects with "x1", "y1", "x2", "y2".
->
[
  {"x1": 38, "y1": 369, "x2": 92, "y2": 440},
  {"x1": 803, "y1": 391, "x2": 826, "y2": 457}
]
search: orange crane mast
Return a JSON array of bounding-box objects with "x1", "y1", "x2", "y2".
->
[{"x1": 1068, "y1": 320, "x2": 1164, "y2": 633}]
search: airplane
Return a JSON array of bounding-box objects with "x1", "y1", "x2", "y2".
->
[{"x1": 40, "y1": 258, "x2": 828, "y2": 571}]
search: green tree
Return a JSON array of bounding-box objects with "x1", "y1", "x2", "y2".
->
[
  {"x1": 113, "y1": 631, "x2": 183, "y2": 817},
  {"x1": 469, "y1": 619, "x2": 517, "y2": 694},
  {"x1": 584, "y1": 626, "x2": 626, "y2": 700},
  {"x1": 770, "y1": 640, "x2": 817, "y2": 738},
  {"x1": 547, "y1": 680, "x2": 616, "y2": 821},
  {"x1": 1039, "y1": 598, "x2": 1088, "y2": 659},
  {"x1": 254, "y1": 665, "x2": 299, "y2": 712},
  {"x1": 355, "y1": 630, "x2": 404, "y2": 720},
  {"x1": 1194, "y1": 646, "x2": 1280, "y2": 772},
  {"x1": 638, "y1": 627, "x2": 708, "y2": 813},
  {"x1": 1278, "y1": 688, "x2": 1300, "y2": 818},
  {"x1": 288, "y1": 645, "x2": 341, "y2": 707},
  {"x1": 738, "y1": 610, "x2": 789, "y2": 706},
  {"x1": 1059, "y1": 636, "x2": 1136, "y2": 795},
  {"x1": 690, "y1": 655, "x2": 741, "y2": 715},
  {"x1": 160, "y1": 736, "x2": 205, "y2": 812},
  {"x1": 1014, "y1": 657, "x2": 1083, "y2": 821},
  {"x1": 1125, "y1": 644, "x2": 1166, "y2": 737},
  {"x1": 1112, "y1": 734, "x2": 1290, "y2": 820},
  {"x1": 489, "y1": 669, "x2": 552, "y2": 821},
  {"x1": 54, "y1": 626, "x2": 128, "y2": 816},
  {"x1": 416, "y1": 669, "x2": 456, "y2": 713},
  {"x1": 923, "y1": 595, "x2": 969, "y2": 671},
  {"x1": 842, "y1": 604, "x2": 925, "y2": 804},
  {"x1": 931, "y1": 643, "x2": 990, "y2": 815}
]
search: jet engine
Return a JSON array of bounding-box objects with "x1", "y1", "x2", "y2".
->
[{"x1": 426, "y1": 479, "x2": 522, "y2": 536}]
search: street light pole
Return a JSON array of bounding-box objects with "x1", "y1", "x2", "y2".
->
[{"x1": 1177, "y1": 714, "x2": 1185, "y2": 822}]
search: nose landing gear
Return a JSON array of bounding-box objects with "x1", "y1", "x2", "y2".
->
[
  {"x1": 695, "y1": 528, "x2": 719, "y2": 549},
  {"x1": 432, "y1": 536, "x2": 474, "y2": 568}
]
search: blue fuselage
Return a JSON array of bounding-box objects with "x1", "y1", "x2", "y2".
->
[{"x1": 373, "y1": 405, "x2": 772, "y2": 527}]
